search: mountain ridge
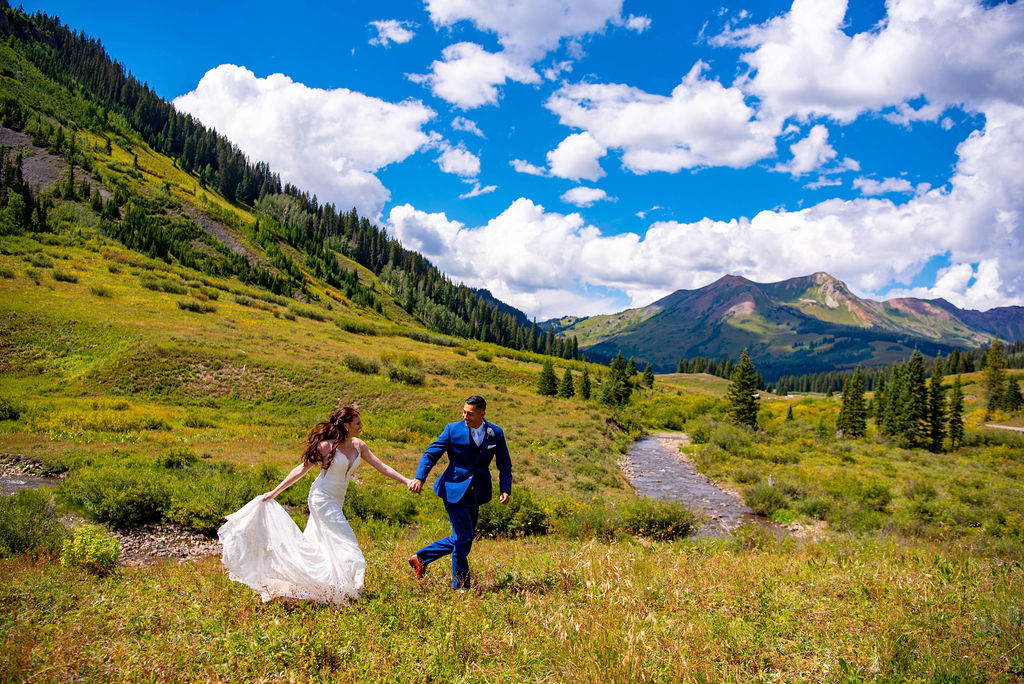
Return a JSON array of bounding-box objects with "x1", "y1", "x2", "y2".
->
[{"x1": 545, "y1": 272, "x2": 1024, "y2": 378}]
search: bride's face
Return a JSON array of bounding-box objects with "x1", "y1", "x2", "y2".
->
[{"x1": 346, "y1": 416, "x2": 362, "y2": 438}]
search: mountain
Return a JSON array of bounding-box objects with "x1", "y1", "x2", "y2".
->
[{"x1": 545, "y1": 272, "x2": 1024, "y2": 378}]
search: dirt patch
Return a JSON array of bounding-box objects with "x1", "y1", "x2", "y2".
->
[
  {"x1": 179, "y1": 203, "x2": 267, "y2": 268},
  {"x1": 1, "y1": 126, "x2": 66, "y2": 192},
  {"x1": 110, "y1": 523, "x2": 222, "y2": 568}
]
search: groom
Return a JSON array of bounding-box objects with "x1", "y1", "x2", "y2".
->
[{"x1": 407, "y1": 395, "x2": 512, "y2": 591}]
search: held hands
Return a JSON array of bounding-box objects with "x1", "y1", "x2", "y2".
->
[
  {"x1": 407, "y1": 478, "x2": 423, "y2": 494},
  {"x1": 499, "y1": 492, "x2": 510, "y2": 505}
]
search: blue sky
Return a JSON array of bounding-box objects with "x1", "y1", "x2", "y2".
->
[{"x1": 19, "y1": 0, "x2": 1024, "y2": 320}]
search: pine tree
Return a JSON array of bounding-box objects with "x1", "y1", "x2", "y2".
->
[
  {"x1": 609, "y1": 352, "x2": 632, "y2": 405},
  {"x1": 642, "y1": 363, "x2": 654, "y2": 389},
  {"x1": 578, "y1": 366, "x2": 592, "y2": 400},
  {"x1": 1002, "y1": 375, "x2": 1023, "y2": 413},
  {"x1": 948, "y1": 375, "x2": 964, "y2": 450},
  {"x1": 557, "y1": 368, "x2": 575, "y2": 398},
  {"x1": 926, "y1": 362, "x2": 947, "y2": 452},
  {"x1": 882, "y1": 364, "x2": 905, "y2": 436},
  {"x1": 840, "y1": 365, "x2": 866, "y2": 438},
  {"x1": 982, "y1": 336, "x2": 1007, "y2": 419},
  {"x1": 901, "y1": 350, "x2": 929, "y2": 448},
  {"x1": 785, "y1": 404, "x2": 794, "y2": 421},
  {"x1": 627, "y1": 357, "x2": 638, "y2": 376},
  {"x1": 677, "y1": 358, "x2": 685, "y2": 374},
  {"x1": 537, "y1": 359, "x2": 557, "y2": 396},
  {"x1": 726, "y1": 349, "x2": 759, "y2": 429}
]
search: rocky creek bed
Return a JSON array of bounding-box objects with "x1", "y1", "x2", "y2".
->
[{"x1": 621, "y1": 433, "x2": 793, "y2": 538}]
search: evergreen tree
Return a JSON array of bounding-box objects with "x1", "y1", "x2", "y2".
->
[
  {"x1": 901, "y1": 350, "x2": 929, "y2": 448},
  {"x1": 948, "y1": 375, "x2": 965, "y2": 450},
  {"x1": 578, "y1": 366, "x2": 592, "y2": 400},
  {"x1": 627, "y1": 357, "x2": 638, "y2": 376},
  {"x1": 926, "y1": 362, "x2": 947, "y2": 452},
  {"x1": 557, "y1": 368, "x2": 575, "y2": 399},
  {"x1": 874, "y1": 374, "x2": 888, "y2": 421},
  {"x1": 785, "y1": 404, "x2": 794, "y2": 421},
  {"x1": 677, "y1": 358, "x2": 685, "y2": 374},
  {"x1": 537, "y1": 359, "x2": 557, "y2": 396},
  {"x1": 726, "y1": 349, "x2": 759, "y2": 429},
  {"x1": 882, "y1": 364, "x2": 904, "y2": 436},
  {"x1": 600, "y1": 352, "x2": 632, "y2": 406},
  {"x1": 982, "y1": 336, "x2": 1007, "y2": 419},
  {"x1": 1002, "y1": 375, "x2": 1023, "y2": 413},
  {"x1": 839, "y1": 365, "x2": 866, "y2": 438},
  {"x1": 642, "y1": 363, "x2": 654, "y2": 389}
]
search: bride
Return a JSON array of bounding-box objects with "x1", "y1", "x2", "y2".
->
[{"x1": 218, "y1": 406, "x2": 411, "y2": 604}]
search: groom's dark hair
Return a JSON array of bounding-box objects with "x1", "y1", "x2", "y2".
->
[{"x1": 465, "y1": 395, "x2": 486, "y2": 410}]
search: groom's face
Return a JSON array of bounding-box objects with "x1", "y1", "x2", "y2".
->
[{"x1": 462, "y1": 403, "x2": 485, "y2": 429}]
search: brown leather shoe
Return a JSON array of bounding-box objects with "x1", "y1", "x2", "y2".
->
[{"x1": 408, "y1": 554, "x2": 426, "y2": 579}]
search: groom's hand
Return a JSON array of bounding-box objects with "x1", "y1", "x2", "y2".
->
[
  {"x1": 499, "y1": 492, "x2": 510, "y2": 505},
  {"x1": 408, "y1": 478, "x2": 423, "y2": 494}
]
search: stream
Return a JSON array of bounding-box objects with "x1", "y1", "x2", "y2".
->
[{"x1": 621, "y1": 432, "x2": 787, "y2": 538}]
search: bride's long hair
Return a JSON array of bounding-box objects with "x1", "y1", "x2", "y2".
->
[{"x1": 302, "y1": 406, "x2": 359, "y2": 471}]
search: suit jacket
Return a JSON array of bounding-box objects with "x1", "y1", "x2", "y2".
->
[{"x1": 414, "y1": 420, "x2": 512, "y2": 504}]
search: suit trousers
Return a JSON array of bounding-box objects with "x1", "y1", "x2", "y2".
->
[{"x1": 415, "y1": 485, "x2": 479, "y2": 589}]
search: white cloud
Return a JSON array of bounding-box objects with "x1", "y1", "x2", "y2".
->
[
  {"x1": 547, "y1": 132, "x2": 606, "y2": 181},
  {"x1": 884, "y1": 260, "x2": 1013, "y2": 311},
  {"x1": 624, "y1": 15, "x2": 651, "y2": 33},
  {"x1": 437, "y1": 144, "x2": 481, "y2": 177},
  {"x1": 459, "y1": 182, "x2": 498, "y2": 199},
  {"x1": 853, "y1": 176, "x2": 915, "y2": 196},
  {"x1": 510, "y1": 159, "x2": 548, "y2": 176},
  {"x1": 561, "y1": 186, "x2": 609, "y2": 207},
  {"x1": 776, "y1": 125, "x2": 836, "y2": 177},
  {"x1": 543, "y1": 61, "x2": 574, "y2": 81},
  {"x1": 173, "y1": 64, "x2": 434, "y2": 219},
  {"x1": 369, "y1": 19, "x2": 415, "y2": 47},
  {"x1": 452, "y1": 116, "x2": 485, "y2": 137},
  {"x1": 426, "y1": 0, "x2": 626, "y2": 61},
  {"x1": 408, "y1": 42, "x2": 540, "y2": 109},
  {"x1": 547, "y1": 62, "x2": 778, "y2": 173},
  {"x1": 716, "y1": 0, "x2": 1024, "y2": 122}
]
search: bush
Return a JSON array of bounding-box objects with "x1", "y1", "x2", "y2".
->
[
  {"x1": 28, "y1": 253, "x2": 53, "y2": 268},
  {"x1": 177, "y1": 298, "x2": 217, "y2": 313},
  {"x1": 857, "y1": 481, "x2": 893, "y2": 512},
  {"x1": 165, "y1": 462, "x2": 282, "y2": 536},
  {"x1": 684, "y1": 416, "x2": 717, "y2": 445},
  {"x1": 62, "y1": 465, "x2": 173, "y2": 530},
  {"x1": 61, "y1": 524, "x2": 119, "y2": 575},
  {"x1": 709, "y1": 423, "x2": 754, "y2": 457},
  {"x1": 0, "y1": 488, "x2": 67, "y2": 558},
  {"x1": 386, "y1": 364, "x2": 426, "y2": 385},
  {"x1": 746, "y1": 481, "x2": 787, "y2": 516},
  {"x1": 288, "y1": 303, "x2": 330, "y2": 322},
  {"x1": 52, "y1": 268, "x2": 79, "y2": 283},
  {"x1": 336, "y1": 317, "x2": 379, "y2": 335},
  {"x1": 89, "y1": 284, "x2": 112, "y2": 297},
  {"x1": 183, "y1": 411, "x2": 217, "y2": 428},
  {"x1": 619, "y1": 497, "x2": 696, "y2": 540},
  {"x1": 796, "y1": 496, "x2": 831, "y2": 520},
  {"x1": 477, "y1": 489, "x2": 550, "y2": 538},
  {"x1": 476, "y1": 351, "x2": 493, "y2": 363},
  {"x1": 158, "y1": 446, "x2": 199, "y2": 469},
  {"x1": 0, "y1": 396, "x2": 20, "y2": 421},
  {"x1": 0, "y1": 266, "x2": 14, "y2": 278},
  {"x1": 402, "y1": 329, "x2": 458, "y2": 347},
  {"x1": 342, "y1": 353, "x2": 381, "y2": 375},
  {"x1": 344, "y1": 483, "x2": 416, "y2": 525}
]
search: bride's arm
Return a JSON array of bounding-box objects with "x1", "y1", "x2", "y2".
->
[
  {"x1": 357, "y1": 440, "x2": 411, "y2": 486},
  {"x1": 262, "y1": 460, "x2": 317, "y2": 501}
]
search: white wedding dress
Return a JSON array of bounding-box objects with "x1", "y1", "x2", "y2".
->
[{"x1": 218, "y1": 448, "x2": 366, "y2": 604}]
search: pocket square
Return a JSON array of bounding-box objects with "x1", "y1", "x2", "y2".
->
[{"x1": 487, "y1": 444, "x2": 496, "y2": 449}]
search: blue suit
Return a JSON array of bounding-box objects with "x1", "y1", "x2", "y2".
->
[{"x1": 414, "y1": 419, "x2": 512, "y2": 589}]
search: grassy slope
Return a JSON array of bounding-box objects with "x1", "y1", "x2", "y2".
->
[{"x1": 1, "y1": 30, "x2": 1024, "y2": 682}]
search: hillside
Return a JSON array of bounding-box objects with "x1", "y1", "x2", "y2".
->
[{"x1": 547, "y1": 272, "x2": 1024, "y2": 377}]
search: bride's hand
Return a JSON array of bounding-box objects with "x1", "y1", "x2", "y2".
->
[{"x1": 262, "y1": 492, "x2": 276, "y2": 502}]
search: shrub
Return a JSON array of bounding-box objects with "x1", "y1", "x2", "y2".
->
[
  {"x1": 746, "y1": 481, "x2": 787, "y2": 516},
  {"x1": 857, "y1": 481, "x2": 893, "y2": 512},
  {"x1": 177, "y1": 298, "x2": 217, "y2": 313},
  {"x1": 61, "y1": 524, "x2": 119, "y2": 575},
  {"x1": 140, "y1": 275, "x2": 188, "y2": 294},
  {"x1": 336, "y1": 317, "x2": 379, "y2": 335},
  {"x1": 158, "y1": 446, "x2": 199, "y2": 469},
  {"x1": 342, "y1": 353, "x2": 381, "y2": 375},
  {"x1": 709, "y1": 423, "x2": 754, "y2": 457},
  {"x1": 88, "y1": 284, "x2": 112, "y2": 297},
  {"x1": 796, "y1": 496, "x2": 831, "y2": 520},
  {"x1": 402, "y1": 329, "x2": 458, "y2": 347},
  {"x1": 288, "y1": 303, "x2": 330, "y2": 322},
  {"x1": 381, "y1": 350, "x2": 422, "y2": 367},
  {"x1": 344, "y1": 483, "x2": 416, "y2": 525},
  {"x1": 619, "y1": 497, "x2": 696, "y2": 540},
  {"x1": 183, "y1": 411, "x2": 217, "y2": 428},
  {"x1": 0, "y1": 266, "x2": 14, "y2": 278},
  {"x1": 549, "y1": 499, "x2": 620, "y2": 541},
  {"x1": 233, "y1": 294, "x2": 276, "y2": 312},
  {"x1": 0, "y1": 489, "x2": 67, "y2": 558},
  {"x1": 52, "y1": 268, "x2": 79, "y2": 283},
  {"x1": 386, "y1": 364, "x2": 425, "y2": 385},
  {"x1": 476, "y1": 351, "x2": 493, "y2": 363},
  {"x1": 62, "y1": 465, "x2": 173, "y2": 530},
  {"x1": 684, "y1": 416, "x2": 717, "y2": 445},
  {"x1": 28, "y1": 253, "x2": 53, "y2": 268},
  {"x1": 0, "y1": 396, "x2": 20, "y2": 421},
  {"x1": 477, "y1": 489, "x2": 550, "y2": 537}
]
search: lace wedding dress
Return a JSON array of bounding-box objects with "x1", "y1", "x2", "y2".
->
[{"x1": 218, "y1": 448, "x2": 365, "y2": 604}]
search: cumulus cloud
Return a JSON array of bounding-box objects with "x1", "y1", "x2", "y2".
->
[
  {"x1": 452, "y1": 116, "x2": 485, "y2": 137},
  {"x1": 624, "y1": 15, "x2": 652, "y2": 33},
  {"x1": 426, "y1": 0, "x2": 627, "y2": 61},
  {"x1": 510, "y1": 159, "x2": 548, "y2": 176},
  {"x1": 853, "y1": 176, "x2": 915, "y2": 196},
  {"x1": 547, "y1": 132, "x2": 607, "y2": 181},
  {"x1": 436, "y1": 143, "x2": 481, "y2": 177},
  {"x1": 369, "y1": 20, "x2": 415, "y2": 46},
  {"x1": 561, "y1": 186, "x2": 610, "y2": 207},
  {"x1": 173, "y1": 64, "x2": 434, "y2": 219},
  {"x1": 776, "y1": 124, "x2": 836, "y2": 177},
  {"x1": 408, "y1": 42, "x2": 540, "y2": 109},
  {"x1": 716, "y1": 0, "x2": 1024, "y2": 122},
  {"x1": 547, "y1": 62, "x2": 778, "y2": 173}
]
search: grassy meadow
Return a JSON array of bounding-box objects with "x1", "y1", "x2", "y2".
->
[{"x1": 2, "y1": 32, "x2": 1024, "y2": 680}]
